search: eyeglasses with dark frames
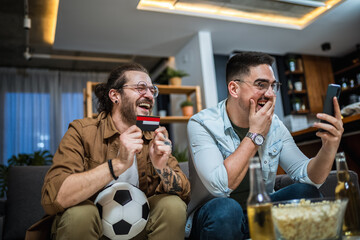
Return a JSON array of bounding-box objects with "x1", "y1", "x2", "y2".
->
[
  {"x1": 120, "y1": 81, "x2": 159, "y2": 98},
  {"x1": 233, "y1": 79, "x2": 282, "y2": 93}
]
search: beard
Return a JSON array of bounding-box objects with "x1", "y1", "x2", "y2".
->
[
  {"x1": 119, "y1": 93, "x2": 153, "y2": 126},
  {"x1": 119, "y1": 94, "x2": 137, "y2": 126}
]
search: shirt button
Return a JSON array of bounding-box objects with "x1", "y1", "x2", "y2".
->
[
  {"x1": 141, "y1": 172, "x2": 145, "y2": 177},
  {"x1": 273, "y1": 149, "x2": 276, "y2": 153},
  {"x1": 264, "y1": 161, "x2": 267, "y2": 164}
]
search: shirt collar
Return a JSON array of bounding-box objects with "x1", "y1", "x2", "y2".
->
[
  {"x1": 219, "y1": 99, "x2": 234, "y2": 132},
  {"x1": 103, "y1": 112, "x2": 119, "y2": 139}
]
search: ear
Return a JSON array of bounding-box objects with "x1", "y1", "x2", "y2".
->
[
  {"x1": 228, "y1": 81, "x2": 240, "y2": 99},
  {"x1": 108, "y1": 89, "x2": 119, "y2": 103}
]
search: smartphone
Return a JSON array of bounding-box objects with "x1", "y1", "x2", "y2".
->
[{"x1": 320, "y1": 84, "x2": 341, "y2": 130}]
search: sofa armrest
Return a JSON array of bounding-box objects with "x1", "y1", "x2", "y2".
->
[
  {"x1": 274, "y1": 170, "x2": 360, "y2": 198},
  {"x1": 3, "y1": 166, "x2": 50, "y2": 240},
  {"x1": 0, "y1": 198, "x2": 5, "y2": 240}
]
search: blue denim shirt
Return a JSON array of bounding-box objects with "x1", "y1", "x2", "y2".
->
[{"x1": 185, "y1": 99, "x2": 321, "y2": 236}]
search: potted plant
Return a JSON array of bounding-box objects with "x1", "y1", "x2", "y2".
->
[
  {"x1": 0, "y1": 150, "x2": 53, "y2": 197},
  {"x1": 157, "y1": 67, "x2": 189, "y2": 86},
  {"x1": 172, "y1": 146, "x2": 189, "y2": 162},
  {"x1": 180, "y1": 100, "x2": 194, "y2": 116}
]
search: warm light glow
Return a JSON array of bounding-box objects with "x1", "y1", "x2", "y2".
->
[
  {"x1": 139, "y1": 0, "x2": 175, "y2": 9},
  {"x1": 138, "y1": 0, "x2": 344, "y2": 30},
  {"x1": 43, "y1": 0, "x2": 59, "y2": 44},
  {"x1": 175, "y1": 3, "x2": 219, "y2": 14},
  {"x1": 297, "y1": 0, "x2": 342, "y2": 26}
]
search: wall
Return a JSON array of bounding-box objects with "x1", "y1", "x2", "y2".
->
[
  {"x1": 170, "y1": 31, "x2": 218, "y2": 151},
  {"x1": 214, "y1": 54, "x2": 228, "y2": 102}
]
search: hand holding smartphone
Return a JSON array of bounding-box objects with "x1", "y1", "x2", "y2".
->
[{"x1": 319, "y1": 84, "x2": 341, "y2": 131}]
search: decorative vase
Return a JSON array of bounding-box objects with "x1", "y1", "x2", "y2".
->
[
  {"x1": 169, "y1": 77, "x2": 182, "y2": 86},
  {"x1": 182, "y1": 106, "x2": 193, "y2": 116}
]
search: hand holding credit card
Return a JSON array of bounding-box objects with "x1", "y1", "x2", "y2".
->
[{"x1": 136, "y1": 115, "x2": 160, "y2": 131}]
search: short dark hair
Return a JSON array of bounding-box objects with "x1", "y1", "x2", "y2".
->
[
  {"x1": 226, "y1": 52, "x2": 274, "y2": 85},
  {"x1": 94, "y1": 63, "x2": 149, "y2": 114}
]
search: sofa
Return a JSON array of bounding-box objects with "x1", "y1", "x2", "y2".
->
[{"x1": 0, "y1": 163, "x2": 359, "y2": 240}]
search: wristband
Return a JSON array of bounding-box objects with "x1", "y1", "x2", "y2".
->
[{"x1": 108, "y1": 159, "x2": 118, "y2": 180}]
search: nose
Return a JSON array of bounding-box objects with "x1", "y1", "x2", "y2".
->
[
  {"x1": 143, "y1": 87, "x2": 154, "y2": 100},
  {"x1": 264, "y1": 86, "x2": 276, "y2": 98}
]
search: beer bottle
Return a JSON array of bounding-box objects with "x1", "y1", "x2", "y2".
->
[
  {"x1": 335, "y1": 152, "x2": 360, "y2": 236},
  {"x1": 247, "y1": 156, "x2": 276, "y2": 240}
]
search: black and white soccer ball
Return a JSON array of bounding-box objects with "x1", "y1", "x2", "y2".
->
[{"x1": 95, "y1": 182, "x2": 150, "y2": 240}]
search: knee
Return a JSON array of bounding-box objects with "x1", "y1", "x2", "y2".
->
[
  {"x1": 295, "y1": 183, "x2": 322, "y2": 198},
  {"x1": 193, "y1": 198, "x2": 246, "y2": 239},
  {"x1": 54, "y1": 201, "x2": 102, "y2": 239},
  {"x1": 204, "y1": 198, "x2": 244, "y2": 222},
  {"x1": 62, "y1": 200, "x2": 101, "y2": 226},
  {"x1": 151, "y1": 194, "x2": 187, "y2": 221}
]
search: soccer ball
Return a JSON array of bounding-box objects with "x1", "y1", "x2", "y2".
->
[{"x1": 95, "y1": 182, "x2": 150, "y2": 240}]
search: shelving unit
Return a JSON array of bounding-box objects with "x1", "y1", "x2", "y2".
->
[
  {"x1": 332, "y1": 56, "x2": 360, "y2": 107},
  {"x1": 279, "y1": 54, "x2": 335, "y2": 115},
  {"x1": 284, "y1": 55, "x2": 310, "y2": 114},
  {"x1": 83, "y1": 82, "x2": 202, "y2": 124}
]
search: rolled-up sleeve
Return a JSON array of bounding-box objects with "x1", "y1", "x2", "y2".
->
[
  {"x1": 278, "y1": 122, "x2": 322, "y2": 188},
  {"x1": 41, "y1": 121, "x2": 86, "y2": 215},
  {"x1": 187, "y1": 119, "x2": 232, "y2": 197}
]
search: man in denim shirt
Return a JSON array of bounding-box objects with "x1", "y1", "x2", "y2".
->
[{"x1": 186, "y1": 52, "x2": 344, "y2": 239}]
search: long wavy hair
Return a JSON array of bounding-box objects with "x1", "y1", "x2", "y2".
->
[{"x1": 94, "y1": 63, "x2": 149, "y2": 114}]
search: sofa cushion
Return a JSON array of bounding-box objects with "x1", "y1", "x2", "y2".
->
[{"x1": 3, "y1": 166, "x2": 50, "y2": 240}]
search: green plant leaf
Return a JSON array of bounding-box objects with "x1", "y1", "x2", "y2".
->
[
  {"x1": 180, "y1": 100, "x2": 193, "y2": 107},
  {"x1": 1, "y1": 150, "x2": 53, "y2": 197},
  {"x1": 156, "y1": 67, "x2": 189, "y2": 83},
  {"x1": 172, "y1": 146, "x2": 189, "y2": 162}
]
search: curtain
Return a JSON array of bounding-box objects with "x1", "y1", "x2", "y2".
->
[{"x1": 0, "y1": 67, "x2": 107, "y2": 165}]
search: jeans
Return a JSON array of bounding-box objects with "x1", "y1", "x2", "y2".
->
[{"x1": 189, "y1": 183, "x2": 322, "y2": 240}]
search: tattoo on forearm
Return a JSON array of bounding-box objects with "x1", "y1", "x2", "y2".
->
[{"x1": 155, "y1": 168, "x2": 183, "y2": 194}]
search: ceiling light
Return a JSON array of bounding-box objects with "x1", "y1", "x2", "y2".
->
[
  {"x1": 137, "y1": 0, "x2": 344, "y2": 29},
  {"x1": 274, "y1": 0, "x2": 326, "y2": 8},
  {"x1": 28, "y1": 53, "x2": 132, "y2": 63}
]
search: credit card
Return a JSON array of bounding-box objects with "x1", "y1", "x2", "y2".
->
[{"x1": 136, "y1": 115, "x2": 160, "y2": 131}]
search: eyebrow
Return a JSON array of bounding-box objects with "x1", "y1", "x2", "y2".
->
[
  {"x1": 254, "y1": 79, "x2": 270, "y2": 83},
  {"x1": 254, "y1": 79, "x2": 278, "y2": 83}
]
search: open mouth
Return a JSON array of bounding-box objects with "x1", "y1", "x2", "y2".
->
[
  {"x1": 257, "y1": 99, "x2": 267, "y2": 108},
  {"x1": 138, "y1": 102, "x2": 151, "y2": 110},
  {"x1": 137, "y1": 101, "x2": 153, "y2": 114}
]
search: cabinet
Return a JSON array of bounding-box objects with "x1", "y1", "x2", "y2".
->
[
  {"x1": 302, "y1": 55, "x2": 335, "y2": 113},
  {"x1": 280, "y1": 54, "x2": 335, "y2": 115},
  {"x1": 83, "y1": 82, "x2": 202, "y2": 124},
  {"x1": 333, "y1": 58, "x2": 360, "y2": 108}
]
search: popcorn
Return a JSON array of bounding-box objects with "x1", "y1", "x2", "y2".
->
[{"x1": 272, "y1": 199, "x2": 344, "y2": 240}]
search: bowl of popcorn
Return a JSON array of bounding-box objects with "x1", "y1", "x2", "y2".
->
[{"x1": 271, "y1": 198, "x2": 348, "y2": 240}]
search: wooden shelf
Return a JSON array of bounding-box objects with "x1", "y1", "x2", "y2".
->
[
  {"x1": 160, "y1": 116, "x2": 191, "y2": 124},
  {"x1": 288, "y1": 90, "x2": 307, "y2": 95},
  {"x1": 157, "y1": 85, "x2": 199, "y2": 94},
  {"x1": 334, "y1": 62, "x2": 360, "y2": 76},
  {"x1": 340, "y1": 84, "x2": 360, "y2": 94},
  {"x1": 285, "y1": 70, "x2": 304, "y2": 75},
  {"x1": 291, "y1": 113, "x2": 360, "y2": 137},
  {"x1": 291, "y1": 110, "x2": 310, "y2": 115}
]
